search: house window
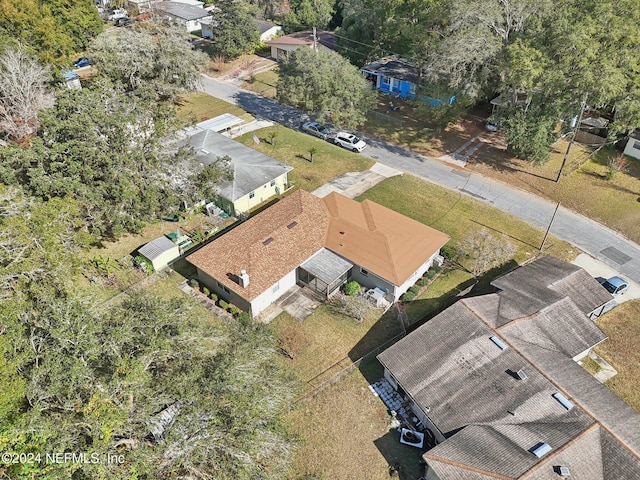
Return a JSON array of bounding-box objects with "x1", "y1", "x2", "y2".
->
[
  {"x1": 409, "y1": 83, "x2": 416, "y2": 95},
  {"x1": 381, "y1": 76, "x2": 390, "y2": 86},
  {"x1": 270, "y1": 180, "x2": 276, "y2": 187},
  {"x1": 634, "y1": 141, "x2": 640, "y2": 150},
  {"x1": 217, "y1": 281, "x2": 230, "y2": 294},
  {"x1": 249, "y1": 192, "x2": 255, "y2": 199},
  {"x1": 360, "y1": 268, "x2": 369, "y2": 276},
  {"x1": 272, "y1": 282, "x2": 280, "y2": 293}
]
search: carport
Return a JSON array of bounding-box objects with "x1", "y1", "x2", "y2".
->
[{"x1": 297, "y1": 248, "x2": 353, "y2": 297}]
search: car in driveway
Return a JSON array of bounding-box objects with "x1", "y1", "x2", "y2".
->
[
  {"x1": 333, "y1": 132, "x2": 367, "y2": 152},
  {"x1": 114, "y1": 17, "x2": 133, "y2": 27},
  {"x1": 301, "y1": 121, "x2": 331, "y2": 140},
  {"x1": 598, "y1": 276, "x2": 630, "y2": 296}
]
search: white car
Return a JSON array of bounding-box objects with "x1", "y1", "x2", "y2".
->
[
  {"x1": 333, "y1": 132, "x2": 367, "y2": 153},
  {"x1": 108, "y1": 8, "x2": 128, "y2": 21}
]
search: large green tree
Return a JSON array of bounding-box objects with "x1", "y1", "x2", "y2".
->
[
  {"x1": 0, "y1": 0, "x2": 102, "y2": 62},
  {"x1": 89, "y1": 23, "x2": 209, "y2": 101},
  {"x1": 207, "y1": 0, "x2": 260, "y2": 60},
  {"x1": 277, "y1": 48, "x2": 376, "y2": 128}
]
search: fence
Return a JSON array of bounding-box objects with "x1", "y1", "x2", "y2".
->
[
  {"x1": 367, "y1": 109, "x2": 404, "y2": 127},
  {"x1": 575, "y1": 130, "x2": 607, "y2": 146}
]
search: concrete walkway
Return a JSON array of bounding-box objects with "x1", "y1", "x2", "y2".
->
[
  {"x1": 198, "y1": 75, "x2": 640, "y2": 285},
  {"x1": 312, "y1": 162, "x2": 402, "y2": 199}
]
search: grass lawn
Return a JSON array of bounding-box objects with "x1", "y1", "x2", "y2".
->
[
  {"x1": 357, "y1": 174, "x2": 577, "y2": 324},
  {"x1": 236, "y1": 125, "x2": 375, "y2": 192},
  {"x1": 241, "y1": 68, "x2": 279, "y2": 98},
  {"x1": 272, "y1": 304, "x2": 404, "y2": 389},
  {"x1": 285, "y1": 358, "x2": 424, "y2": 480},
  {"x1": 361, "y1": 96, "x2": 482, "y2": 158},
  {"x1": 468, "y1": 143, "x2": 640, "y2": 244},
  {"x1": 176, "y1": 92, "x2": 254, "y2": 125},
  {"x1": 594, "y1": 300, "x2": 640, "y2": 413}
]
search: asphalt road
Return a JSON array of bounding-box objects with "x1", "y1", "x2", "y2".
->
[{"x1": 199, "y1": 75, "x2": 640, "y2": 284}]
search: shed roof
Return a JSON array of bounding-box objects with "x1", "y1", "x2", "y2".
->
[
  {"x1": 255, "y1": 19, "x2": 279, "y2": 35},
  {"x1": 195, "y1": 113, "x2": 243, "y2": 133},
  {"x1": 300, "y1": 248, "x2": 353, "y2": 285},
  {"x1": 187, "y1": 129, "x2": 292, "y2": 202},
  {"x1": 138, "y1": 236, "x2": 178, "y2": 261}
]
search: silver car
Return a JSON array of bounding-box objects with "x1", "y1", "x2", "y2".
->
[
  {"x1": 334, "y1": 132, "x2": 367, "y2": 152},
  {"x1": 301, "y1": 121, "x2": 331, "y2": 140},
  {"x1": 599, "y1": 276, "x2": 630, "y2": 296}
]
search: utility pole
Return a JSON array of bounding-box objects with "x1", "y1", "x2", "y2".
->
[
  {"x1": 556, "y1": 93, "x2": 588, "y2": 183},
  {"x1": 540, "y1": 202, "x2": 560, "y2": 251}
]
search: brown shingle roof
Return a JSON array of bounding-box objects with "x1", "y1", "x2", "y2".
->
[
  {"x1": 187, "y1": 190, "x2": 330, "y2": 301},
  {"x1": 266, "y1": 30, "x2": 337, "y2": 50},
  {"x1": 187, "y1": 190, "x2": 449, "y2": 301},
  {"x1": 323, "y1": 192, "x2": 450, "y2": 285}
]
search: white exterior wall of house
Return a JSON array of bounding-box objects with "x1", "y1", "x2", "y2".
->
[
  {"x1": 231, "y1": 171, "x2": 288, "y2": 215},
  {"x1": 623, "y1": 135, "x2": 640, "y2": 160},
  {"x1": 160, "y1": 14, "x2": 211, "y2": 32},
  {"x1": 269, "y1": 42, "x2": 332, "y2": 61},
  {"x1": 349, "y1": 266, "x2": 395, "y2": 301},
  {"x1": 260, "y1": 26, "x2": 282, "y2": 42},
  {"x1": 195, "y1": 268, "x2": 251, "y2": 312},
  {"x1": 393, "y1": 250, "x2": 441, "y2": 301},
  {"x1": 250, "y1": 269, "x2": 297, "y2": 317}
]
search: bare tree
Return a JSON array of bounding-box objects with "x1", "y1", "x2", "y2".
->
[
  {"x1": 0, "y1": 47, "x2": 55, "y2": 144},
  {"x1": 330, "y1": 292, "x2": 373, "y2": 322},
  {"x1": 458, "y1": 228, "x2": 517, "y2": 278}
]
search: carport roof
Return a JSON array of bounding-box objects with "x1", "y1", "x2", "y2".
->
[{"x1": 300, "y1": 248, "x2": 352, "y2": 285}]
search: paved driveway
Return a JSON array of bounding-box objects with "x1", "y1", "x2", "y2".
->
[{"x1": 199, "y1": 75, "x2": 640, "y2": 285}]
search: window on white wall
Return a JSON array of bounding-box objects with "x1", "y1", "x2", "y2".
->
[
  {"x1": 249, "y1": 192, "x2": 255, "y2": 199},
  {"x1": 270, "y1": 180, "x2": 276, "y2": 187},
  {"x1": 272, "y1": 282, "x2": 280, "y2": 293},
  {"x1": 360, "y1": 268, "x2": 369, "y2": 276},
  {"x1": 633, "y1": 141, "x2": 640, "y2": 150}
]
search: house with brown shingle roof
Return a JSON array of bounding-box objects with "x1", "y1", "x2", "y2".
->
[
  {"x1": 377, "y1": 256, "x2": 640, "y2": 479},
  {"x1": 186, "y1": 189, "x2": 449, "y2": 316}
]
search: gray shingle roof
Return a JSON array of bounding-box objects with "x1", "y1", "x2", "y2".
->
[
  {"x1": 155, "y1": 1, "x2": 211, "y2": 20},
  {"x1": 361, "y1": 58, "x2": 421, "y2": 85},
  {"x1": 377, "y1": 256, "x2": 640, "y2": 478},
  {"x1": 187, "y1": 129, "x2": 292, "y2": 202}
]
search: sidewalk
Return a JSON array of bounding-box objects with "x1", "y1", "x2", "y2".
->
[{"x1": 198, "y1": 74, "x2": 640, "y2": 285}]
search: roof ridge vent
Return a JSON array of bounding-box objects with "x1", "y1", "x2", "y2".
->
[
  {"x1": 516, "y1": 369, "x2": 527, "y2": 380},
  {"x1": 530, "y1": 442, "x2": 552, "y2": 458},
  {"x1": 490, "y1": 335, "x2": 508, "y2": 351},
  {"x1": 555, "y1": 465, "x2": 571, "y2": 477}
]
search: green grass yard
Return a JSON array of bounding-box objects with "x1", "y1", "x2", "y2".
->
[
  {"x1": 176, "y1": 92, "x2": 254, "y2": 125},
  {"x1": 241, "y1": 69, "x2": 279, "y2": 98},
  {"x1": 235, "y1": 125, "x2": 375, "y2": 192}
]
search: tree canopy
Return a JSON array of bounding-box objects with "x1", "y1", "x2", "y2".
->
[
  {"x1": 206, "y1": 0, "x2": 260, "y2": 60},
  {"x1": 277, "y1": 48, "x2": 376, "y2": 129}
]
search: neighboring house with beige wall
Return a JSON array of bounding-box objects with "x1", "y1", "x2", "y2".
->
[
  {"x1": 185, "y1": 128, "x2": 292, "y2": 217},
  {"x1": 266, "y1": 30, "x2": 337, "y2": 61},
  {"x1": 186, "y1": 189, "x2": 449, "y2": 317}
]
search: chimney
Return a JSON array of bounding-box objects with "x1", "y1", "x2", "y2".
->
[{"x1": 239, "y1": 269, "x2": 250, "y2": 288}]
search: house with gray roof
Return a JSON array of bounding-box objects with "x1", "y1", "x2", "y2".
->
[
  {"x1": 154, "y1": 1, "x2": 212, "y2": 32},
  {"x1": 377, "y1": 256, "x2": 640, "y2": 479},
  {"x1": 185, "y1": 128, "x2": 292, "y2": 216}
]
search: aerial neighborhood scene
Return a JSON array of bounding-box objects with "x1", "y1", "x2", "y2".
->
[{"x1": 1, "y1": 0, "x2": 640, "y2": 478}]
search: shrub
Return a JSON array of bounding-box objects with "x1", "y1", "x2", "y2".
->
[
  {"x1": 402, "y1": 291, "x2": 416, "y2": 302},
  {"x1": 219, "y1": 299, "x2": 229, "y2": 310},
  {"x1": 189, "y1": 278, "x2": 199, "y2": 288},
  {"x1": 426, "y1": 269, "x2": 437, "y2": 279},
  {"x1": 230, "y1": 306, "x2": 240, "y2": 316},
  {"x1": 440, "y1": 244, "x2": 456, "y2": 260},
  {"x1": 210, "y1": 292, "x2": 218, "y2": 302},
  {"x1": 134, "y1": 255, "x2": 153, "y2": 274},
  {"x1": 227, "y1": 304, "x2": 236, "y2": 313},
  {"x1": 237, "y1": 312, "x2": 251, "y2": 325},
  {"x1": 418, "y1": 277, "x2": 430, "y2": 287},
  {"x1": 343, "y1": 280, "x2": 360, "y2": 296},
  {"x1": 202, "y1": 286, "x2": 210, "y2": 296},
  {"x1": 409, "y1": 285, "x2": 420, "y2": 295}
]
